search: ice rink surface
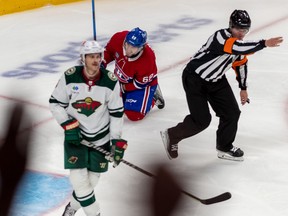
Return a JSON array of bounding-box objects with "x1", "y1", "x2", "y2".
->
[{"x1": 0, "y1": 0, "x2": 288, "y2": 215}]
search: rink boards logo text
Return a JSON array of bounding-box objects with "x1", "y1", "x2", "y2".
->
[{"x1": 1, "y1": 16, "x2": 212, "y2": 79}]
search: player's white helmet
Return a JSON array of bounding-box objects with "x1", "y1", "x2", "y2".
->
[{"x1": 80, "y1": 40, "x2": 104, "y2": 63}]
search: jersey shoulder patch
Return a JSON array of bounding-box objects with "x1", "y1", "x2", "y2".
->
[
  {"x1": 65, "y1": 67, "x2": 76, "y2": 75},
  {"x1": 107, "y1": 71, "x2": 118, "y2": 81}
]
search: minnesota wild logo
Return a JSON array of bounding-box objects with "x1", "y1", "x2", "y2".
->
[
  {"x1": 68, "y1": 156, "x2": 78, "y2": 164},
  {"x1": 72, "y1": 97, "x2": 102, "y2": 116}
]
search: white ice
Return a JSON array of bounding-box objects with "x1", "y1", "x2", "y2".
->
[{"x1": 0, "y1": 0, "x2": 288, "y2": 215}]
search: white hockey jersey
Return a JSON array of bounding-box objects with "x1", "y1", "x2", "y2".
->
[{"x1": 49, "y1": 66, "x2": 124, "y2": 146}]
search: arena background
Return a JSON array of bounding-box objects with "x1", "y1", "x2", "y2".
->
[
  {"x1": 0, "y1": 0, "x2": 84, "y2": 15},
  {"x1": 0, "y1": 0, "x2": 287, "y2": 215}
]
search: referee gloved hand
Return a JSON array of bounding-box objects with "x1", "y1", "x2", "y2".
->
[{"x1": 61, "y1": 118, "x2": 82, "y2": 146}]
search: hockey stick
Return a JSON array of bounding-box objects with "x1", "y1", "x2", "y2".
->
[
  {"x1": 93, "y1": 145, "x2": 232, "y2": 205},
  {"x1": 91, "y1": 0, "x2": 97, "y2": 40}
]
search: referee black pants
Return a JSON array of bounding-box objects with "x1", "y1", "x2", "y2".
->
[{"x1": 168, "y1": 68, "x2": 241, "y2": 151}]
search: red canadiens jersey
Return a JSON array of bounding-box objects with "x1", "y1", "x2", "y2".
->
[{"x1": 104, "y1": 31, "x2": 158, "y2": 91}]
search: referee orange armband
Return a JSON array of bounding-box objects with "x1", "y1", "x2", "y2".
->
[{"x1": 224, "y1": 38, "x2": 237, "y2": 54}]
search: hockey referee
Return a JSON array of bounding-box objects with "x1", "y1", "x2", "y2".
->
[{"x1": 161, "y1": 9, "x2": 283, "y2": 161}]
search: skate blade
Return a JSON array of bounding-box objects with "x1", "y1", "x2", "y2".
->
[
  {"x1": 160, "y1": 131, "x2": 172, "y2": 160},
  {"x1": 217, "y1": 151, "x2": 244, "y2": 162}
]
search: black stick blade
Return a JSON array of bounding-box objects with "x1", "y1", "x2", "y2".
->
[{"x1": 201, "y1": 192, "x2": 232, "y2": 205}]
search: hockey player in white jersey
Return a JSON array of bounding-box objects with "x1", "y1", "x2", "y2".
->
[{"x1": 49, "y1": 40, "x2": 127, "y2": 216}]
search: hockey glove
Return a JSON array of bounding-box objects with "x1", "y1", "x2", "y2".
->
[
  {"x1": 111, "y1": 139, "x2": 128, "y2": 167},
  {"x1": 61, "y1": 118, "x2": 82, "y2": 146}
]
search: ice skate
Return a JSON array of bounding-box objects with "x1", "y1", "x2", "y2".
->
[
  {"x1": 160, "y1": 130, "x2": 178, "y2": 159},
  {"x1": 154, "y1": 85, "x2": 165, "y2": 109},
  {"x1": 62, "y1": 203, "x2": 77, "y2": 216},
  {"x1": 217, "y1": 146, "x2": 244, "y2": 161}
]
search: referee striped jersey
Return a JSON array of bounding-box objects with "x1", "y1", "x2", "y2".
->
[{"x1": 186, "y1": 28, "x2": 266, "y2": 90}]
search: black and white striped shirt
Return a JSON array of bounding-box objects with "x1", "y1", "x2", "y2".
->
[{"x1": 186, "y1": 28, "x2": 266, "y2": 89}]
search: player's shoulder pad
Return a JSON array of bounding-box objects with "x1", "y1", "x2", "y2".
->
[
  {"x1": 64, "y1": 66, "x2": 83, "y2": 85},
  {"x1": 64, "y1": 66, "x2": 77, "y2": 75},
  {"x1": 107, "y1": 71, "x2": 118, "y2": 82},
  {"x1": 100, "y1": 69, "x2": 119, "y2": 91}
]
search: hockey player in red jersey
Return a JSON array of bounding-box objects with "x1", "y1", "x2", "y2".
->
[{"x1": 103, "y1": 27, "x2": 165, "y2": 121}]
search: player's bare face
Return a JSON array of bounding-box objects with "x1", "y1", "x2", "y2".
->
[
  {"x1": 124, "y1": 42, "x2": 142, "y2": 57},
  {"x1": 231, "y1": 27, "x2": 249, "y2": 40},
  {"x1": 84, "y1": 53, "x2": 101, "y2": 79}
]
